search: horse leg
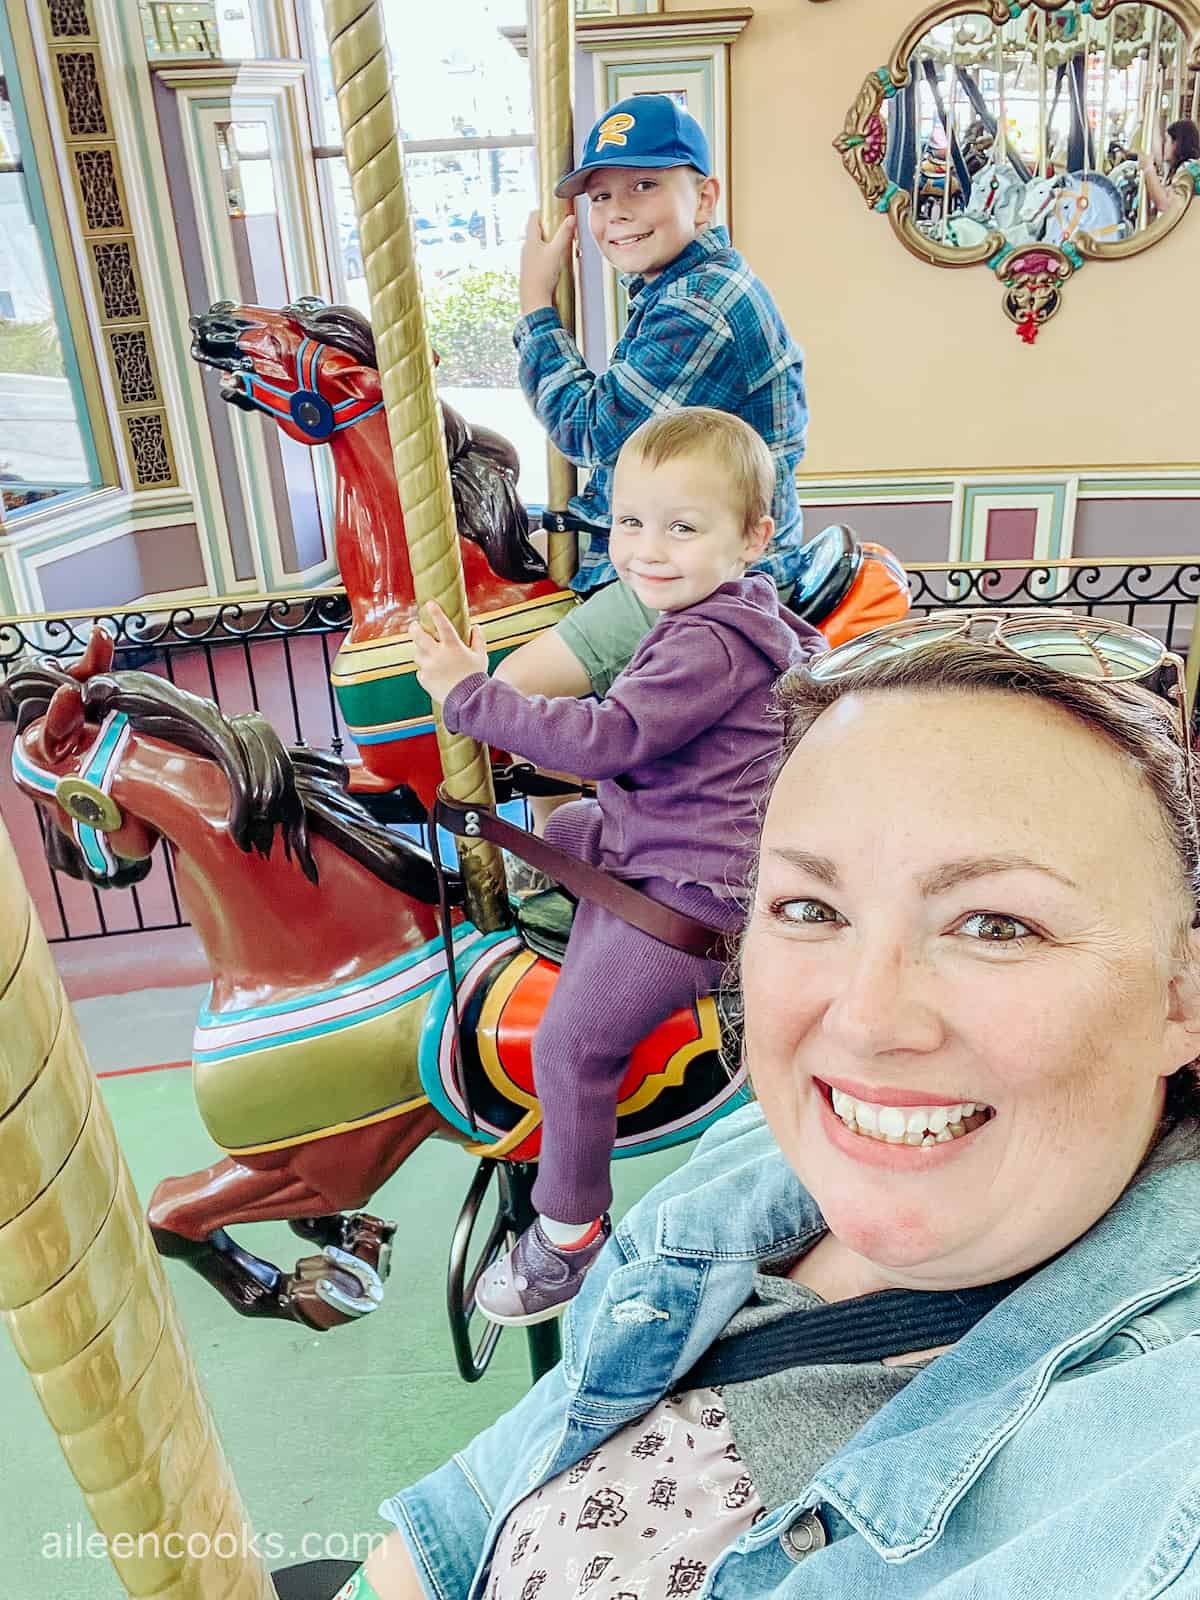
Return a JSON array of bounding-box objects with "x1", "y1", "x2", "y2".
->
[
  {"x1": 148, "y1": 1104, "x2": 449, "y2": 1331},
  {"x1": 281, "y1": 1104, "x2": 449, "y2": 1280},
  {"x1": 288, "y1": 1214, "x2": 396, "y2": 1281},
  {"x1": 148, "y1": 1157, "x2": 376, "y2": 1330}
]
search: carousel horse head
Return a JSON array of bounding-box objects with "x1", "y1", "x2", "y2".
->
[
  {"x1": 189, "y1": 296, "x2": 545, "y2": 584},
  {"x1": 1017, "y1": 174, "x2": 1062, "y2": 236},
  {"x1": 189, "y1": 298, "x2": 385, "y2": 446},
  {"x1": 964, "y1": 160, "x2": 1028, "y2": 234},
  {"x1": 9, "y1": 627, "x2": 438, "y2": 899},
  {"x1": 8, "y1": 630, "x2": 157, "y2": 888},
  {"x1": 1040, "y1": 171, "x2": 1128, "y2": 246}
]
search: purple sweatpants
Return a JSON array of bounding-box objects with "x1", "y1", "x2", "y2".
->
[{"x1": 531, "y1": 800, "x2": 739, "y2": 1223}]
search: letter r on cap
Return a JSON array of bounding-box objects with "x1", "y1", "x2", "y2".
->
[{"x1": 597, "y1": 112, "x2": 636, "y2": 151}]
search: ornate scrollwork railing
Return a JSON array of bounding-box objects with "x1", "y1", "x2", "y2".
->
[
  {"x1": 1, "y1": 589, "x2": 353, "y2": 674},
  {"x1": 907, "y1": 558, "x2": 1200, "y2": 631}
]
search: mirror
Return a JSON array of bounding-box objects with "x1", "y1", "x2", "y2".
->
[
  {"x1": 895, "y1": 4, "x2": 1195, "y2": 249},
  {"x1": 836, "y1": 0, "x2": 1200, "y2": 337}
]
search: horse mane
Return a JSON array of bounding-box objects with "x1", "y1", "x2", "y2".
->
[
  {"x1": 287, "y1": 301, "x2": 378, "y2": 367},
  {"x1": 286, "y1": 300, "x2": 548, "y2": 585},
  {"x1": 8, "y1": 658, "x2": 452, "y2": 904}
]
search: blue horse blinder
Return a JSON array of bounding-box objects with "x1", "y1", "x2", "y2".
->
[
  {"x1": 12, "y1": 711, "x2": 133, "y2": 880},
  {"x1": 234, "y1": 338, "x2": 384, "y2": 441}
]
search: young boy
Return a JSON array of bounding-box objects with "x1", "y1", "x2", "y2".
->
[
  {"x1": 412, "y1": 409, "x2": 825, "y2": 1324},
  {"x1": 503, "y1": 93, "x2": 810, "y2": 704}
]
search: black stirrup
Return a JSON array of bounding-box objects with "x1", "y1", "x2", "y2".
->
[
  {"x1": 788, "y1": 524, "x2": 862, "y2": 626},
  {"x1": 273, "y1": 1559, "x2": 359, "y2": 1598}
]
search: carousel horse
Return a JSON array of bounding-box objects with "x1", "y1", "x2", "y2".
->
[
  {"x1": 9, "y1": 634, "x2": 748, "y2": 1333},
  {"x1": 190, "y1": 299, "x2": 573, "y2": 809},
  {"x1": 922, "y1": 158, "x2": 1026, "y2": 247},
  {"x1": 1038, "y1": 170, "x2": 1128, "y2": 246},
  {"x1": 10, "y1": 531, "x2": 907, "y2": 1337},
  {"x1": 1108, "y1": 158, "x2": 1141, "y2": 226}
]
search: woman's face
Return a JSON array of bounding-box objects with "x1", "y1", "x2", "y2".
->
[
  {"x1": 1165, "y1": 133, "x2": 1177, "y2": 165},
  {"x1": 743, "y1": 689, "x2": 1200, "y2": 1290}
]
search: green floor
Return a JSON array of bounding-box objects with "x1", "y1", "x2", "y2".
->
[{"x1": 2, "y1": 1065, "x2": 689, "y2": 1596}]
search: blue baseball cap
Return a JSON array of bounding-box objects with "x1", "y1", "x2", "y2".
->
[{"x1": 555, "y1": 95, "x2": 712, "y2": 200}]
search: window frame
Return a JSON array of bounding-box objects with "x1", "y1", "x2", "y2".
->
[
  {"x1": 0, "y1": 1, "x2": 113, "y2": 523},
  {"x1": 294, "y1": 0, "x2": 537, "y2": 307}
]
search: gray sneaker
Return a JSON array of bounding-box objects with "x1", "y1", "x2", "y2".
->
[{"x1": 475, "y1": 1216, "x2": 612, "y2": 1327}]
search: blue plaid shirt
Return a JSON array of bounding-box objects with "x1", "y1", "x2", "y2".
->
[{"x1": 514, "y1": 226, "x2": 808, "y2": 594}]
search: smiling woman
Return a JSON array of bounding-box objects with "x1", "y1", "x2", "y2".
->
[
  {"x1": 347, "y1": 610, "x2": 1200, "y2": 1600},
  {"x1": 746, "y1": 631, "x2": 1200, "y2": 1305}
]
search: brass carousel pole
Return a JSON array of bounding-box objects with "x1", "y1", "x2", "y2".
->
[
  {"x1": 0, "y1": 819, "x2": 273, "y2": 1600},
  {"x1": 321, "y1": 0, "x2": 509, "y2": 932},
  {"x1": 532, "y1": 0, "x2": 580, "y2": 586}
]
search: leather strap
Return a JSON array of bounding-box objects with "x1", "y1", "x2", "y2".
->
[
  {"x1": 491, "y1": 761, "x2": 595, "y2": 802},
  {"x1": 434, "y1": 789, "x2": 729, "y2": 961},
  {"x1": 427, "y1": 816, "x2": 478, "y2": 1134},
  {"x1": 678, "y1": 1272, "x2": 1033, "y2": 1388}
]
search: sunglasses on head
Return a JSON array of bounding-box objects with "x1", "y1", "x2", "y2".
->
[{"x1": 809, "y1": 608, "x2": 1189, "y2": 723}]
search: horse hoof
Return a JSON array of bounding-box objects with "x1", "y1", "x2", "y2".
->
[
  {"x1": 316, "y1": 1246, "x2": 385, "y2": 1317},
  {"x1": 285, "y1": 1247, "x2": 384, "y2": 1330},
  {"x1": 344, "y1": 1214, "x2": 397, "y2": 1281}
]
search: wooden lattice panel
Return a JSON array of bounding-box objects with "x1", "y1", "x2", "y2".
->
[
  {"x1": 52, "y1": 48, "x2": 109, "y2": 137},
  {"x1": 46, "y1": 0, "x2": 92, "y2": 38},
  {"x1": 43, "y1": 0, "x2": 178, "y2": 488},
  {"x1": 88, "y1": 239, "x2": 145, "y2": 323}
]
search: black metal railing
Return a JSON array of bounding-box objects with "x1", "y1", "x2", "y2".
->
[
  {"x1": 3, "y1": 559, "x2": 1197, "y2": 944},
  {"x1": 908, "y1": 559, "x2": 1200, "y2": 657},
  {"x1": 1, "y1": 591, "x2": 356, "y2": 944}
]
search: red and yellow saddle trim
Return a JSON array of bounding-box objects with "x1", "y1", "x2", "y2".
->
[{"x1": 417, "y1": 936, "x2": 738, "y2": 1162}]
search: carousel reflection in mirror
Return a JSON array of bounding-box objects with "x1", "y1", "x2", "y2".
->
[{"x1": 835, "y1": 0, "x2": 1200, "y2": 340}]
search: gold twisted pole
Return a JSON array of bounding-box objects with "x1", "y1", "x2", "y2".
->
[
  {"x1": 0, "y1": 818, "x2": 273, "y2": 1600},
  {"x1": 322, "y1": 0, "x2": 509, "y2": 931},
  {"x1": 533, "y1": 0, "x2": 580, "y2": 586}
]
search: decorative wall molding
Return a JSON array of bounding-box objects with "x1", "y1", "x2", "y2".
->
[
  {"x1": 0, "y1": 487, "x2": 206, "y2": 614},
  {"x1": 792, "y1": 468, "x2": 1200, "y2": 566},
  {"x1": 794, "y1": 468, "x2": 1200, "y2": 502},
  {"x1": 153, "y1": 57, "x2": 337, "y2": 593},
  {"x1": 37, "y1": 0, "x2": 182, "y2": 493},
  {"x1": 950, "y1": 478, "x2": 1078, "y2": 564}
]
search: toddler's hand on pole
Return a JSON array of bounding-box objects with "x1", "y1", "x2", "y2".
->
[
  {"x1": 519, "y1": 211, "x2": 576, "y2": 315},
  {"x1": 412, "y1": 603, "x2": 489, "y2": 705}
]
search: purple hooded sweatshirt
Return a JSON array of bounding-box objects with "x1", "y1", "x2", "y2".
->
[{"x1": 441, "y1": 574, "x2": 825, "y2": 898}]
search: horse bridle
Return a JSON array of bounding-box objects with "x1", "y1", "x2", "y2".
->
[
  {"x1": 12, "y1": 711, "x2": 132, "y2": 880},
  {"x1": 234, "y1": 337, "x2": 384, "y2": 441}
]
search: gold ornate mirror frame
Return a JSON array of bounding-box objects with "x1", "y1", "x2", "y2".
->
[{"x1": 835, "y1": 0, "x2": 1200, "y2": 340}]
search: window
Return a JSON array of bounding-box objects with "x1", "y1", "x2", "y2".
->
[
  {"x1": 0, "y1": 20, "x2": 101, "y2": 524},
  {"x1": 300, "y1": 0, "x2": 548, "y2": 505},
  {"x1": 138, "y1": 1, "x2": 271, "y2": 60}
]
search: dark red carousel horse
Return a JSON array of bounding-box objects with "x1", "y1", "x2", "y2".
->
[
  {"x1": 189, "y1": 300, "x2": 913, "y2": 810},
  {"x1": 10, "y1": 633, "x2": 746, "y2": 1339},
  {"x1": 189, "y1": 298, "x2": 573, "y2": 809}
]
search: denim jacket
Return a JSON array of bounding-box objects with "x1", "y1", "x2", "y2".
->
[{"x1": 383, "y1": 1105, "x2": 1200, "y2": 1599}]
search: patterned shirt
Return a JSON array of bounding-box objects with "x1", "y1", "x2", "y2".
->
[
  {"x1": 514, "y1": 226, "x2": 808, "y2": 594},
  {"x1": 487, "y1": 1385, "x2": 760, "y2": 1600}
]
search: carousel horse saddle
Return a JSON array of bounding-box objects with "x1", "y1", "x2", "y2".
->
[
  {"x1": 791, "y1": 524, "x2": 911, "y2": 646},
  {"x1": 419, "y1": 899, "x2": 748, "y2": 1162}
]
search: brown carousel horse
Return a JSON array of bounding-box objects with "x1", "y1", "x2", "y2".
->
[
  {"x1": 189, "y1": 298, "x2": 574, "y2": 810},
  {"x1": 10, "y1": 632, "x2": 747, "y2": 1334}
]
